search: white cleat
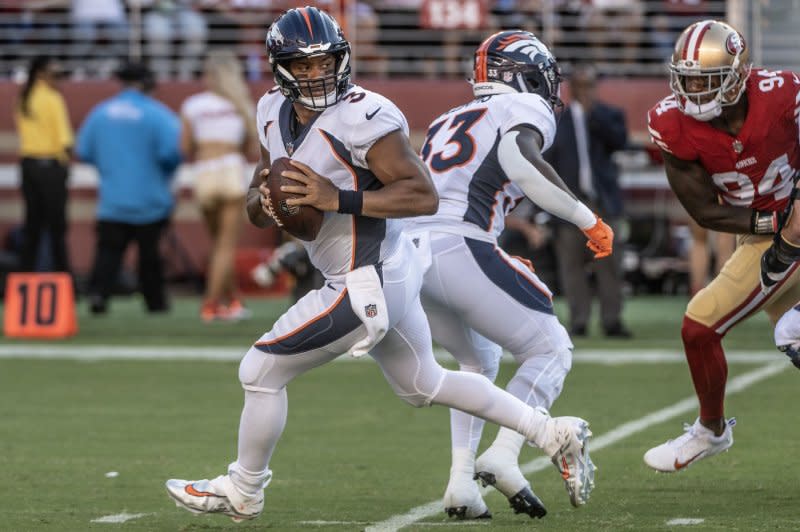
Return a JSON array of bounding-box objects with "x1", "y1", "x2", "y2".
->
[
  {"x1": 540, "y1": 416, "x2": 595, "y2": 507},
  {"x1": 474, "y1": 447, "x2": 546, "y2": 518},
  {"x1": 165, "y1": 475, "x2": 264, "y2": 522},
  {"x1": 644, "y1": 418, "x2": 735, "y2": 473},
  {"x1": 443, "y1": 471, "x2": 491, "y2": 520}
]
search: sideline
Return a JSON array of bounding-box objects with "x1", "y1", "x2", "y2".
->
[
  {"x1": 365, "y1": 360, "x2": 789, "y2": 531},
  {"x1": 0, "y1": 345, "x2": 783, "y2": 364}
]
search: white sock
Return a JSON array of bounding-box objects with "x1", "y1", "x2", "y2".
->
[
  {"x1": 450, "y1": 447, "x2": 476, "y2": 477},
  {"x1": 432, "y1": 369, "x2": 550, "y2": 446},
  {"x1": 228, "y1": 461, "x2": 271, "y2": 497},
  {"x1": 516, "y1": 406, "x2": 556, "y2": 453},
  {"x1": 236, "y1": 389, "x2": 287, "y2": 478},
  {"x1": 450, "y1": 363, "x2": 495, "y2": 452},
  {"x1": 488, "y1": 427, "x2": 526, "y2": 458}
]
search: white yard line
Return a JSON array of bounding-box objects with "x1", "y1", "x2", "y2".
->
[
  {"x1": 666, "y1": 518, "x2": 705, "y2": 525},
  {"x1": 90, "y1": 513, "x2": 151, "y2": 524},
  {"x1": 0, "y1": 345, "x2": 784, "y2": 364},
  {"x1": 365, "y1": 360, "x2": 789, "y2": 532},
  {"x1": 298, "y1": 521, "x2": 490, "y2": 528}
]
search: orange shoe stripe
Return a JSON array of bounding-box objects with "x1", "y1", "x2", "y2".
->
[
  {"x1": 673, "y1": 451, "x2": 704, "y2": 470},
  {"x1": 185, "y1": 484, "x2": 217, "y2": 497}
]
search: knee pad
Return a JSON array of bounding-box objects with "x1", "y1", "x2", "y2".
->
[
  {"x1": 397, "y1": 392, "x2": 431, "y2": 408},
  {"x1": 389, "y1": 365, "x2": 446, "y2": 408},
  {"x1": 459, "y1": 360, "x2": 500, "y2": 383},
  {"x1": 508, "y1": 347, "x2": 572, "y2": 409},
  {"x1": 238, "y1": 348, "x2": 281, "y2": 394}
]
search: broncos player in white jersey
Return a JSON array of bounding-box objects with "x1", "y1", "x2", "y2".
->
[
  {"x1": 164, "y1": 8, "x2": 595, "y2": 523},
  {"x1": 406, "y1": 31, "x2": 612, "y2": 519}
]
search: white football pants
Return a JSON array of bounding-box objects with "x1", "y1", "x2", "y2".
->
[
  {"x1": 415, "y1": 231, "x2": 574, "y2": 454},
  {"x1": 232, "y1": 236, "x2": 555, "y2": 489}
]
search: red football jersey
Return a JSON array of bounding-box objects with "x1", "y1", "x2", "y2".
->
[{"x1": 648, "y1": 68, "x2": 800, "y2": 212}]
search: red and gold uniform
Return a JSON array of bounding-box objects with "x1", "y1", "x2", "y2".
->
[{"x1": 648, "y1": 68, "x2": 800, "y2": 335}]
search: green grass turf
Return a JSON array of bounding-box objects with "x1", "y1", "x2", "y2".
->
[
  {"x1": 0, "y1": 359, "x2": 795, "y2": 531},
  {"x1": 0, "y1": 295, "x2": 791, "y2": 531},
  {"x1": 0, "y1": 294, "x2": 776, "y2": 349}
]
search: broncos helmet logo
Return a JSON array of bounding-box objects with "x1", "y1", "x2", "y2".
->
[{"x1": 498, "y1": 35, "x2": 552, "y2": 63}]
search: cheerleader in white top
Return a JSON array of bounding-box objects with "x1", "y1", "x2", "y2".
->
[{"x1": 180, "y1": 49, "x2": 257, "y2": 322}]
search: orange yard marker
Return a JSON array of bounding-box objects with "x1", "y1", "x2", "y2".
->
[{"x1": 3, "y1": 273, "x2": 77, "y2": 339}]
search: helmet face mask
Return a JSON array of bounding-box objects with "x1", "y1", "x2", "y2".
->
[
  {"x1": 471, "y1": 30, "x2": 562, "y2": 109},
  {"x1": 669, "y1": 20, "x2": 751, "y2": 121},
  {"x1": 266, "y1": 7, "x2": 351, "y2": 111}
]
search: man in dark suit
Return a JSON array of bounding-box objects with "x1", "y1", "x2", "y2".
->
[{"x1": 544, "y1": 64, "x2": 631, "y2": 338}]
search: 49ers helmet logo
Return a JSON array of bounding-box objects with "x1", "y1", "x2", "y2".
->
[{"x1": 725, "y1": 32, "x2": 745, "y2": 56}]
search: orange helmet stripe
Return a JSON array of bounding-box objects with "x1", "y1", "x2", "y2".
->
[
  {"x1": 299, "y1": 7, "x2": 314, "y2": 38},
  {"x1": 497, "y1": 33, "x2": 526, "y2": 50},
  {"x1": 474, "y1": 32, "x2": 502, "y2": 83}
]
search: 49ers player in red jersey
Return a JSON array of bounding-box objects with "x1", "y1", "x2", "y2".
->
[{"x1": 644, "y1": 19, "x2": 800, "y2": 473}]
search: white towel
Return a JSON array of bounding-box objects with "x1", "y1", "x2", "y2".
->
[{"x1": 345, "y1": 265, "x2": 389, "y2": 358}]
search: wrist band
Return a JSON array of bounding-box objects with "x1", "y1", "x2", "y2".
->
[
  {"x1": 751, "y1": 210, "x2": 778, "y2": 234},
  {"x1": 338, "y1": 189, "x2": 363, "y2": 215}
]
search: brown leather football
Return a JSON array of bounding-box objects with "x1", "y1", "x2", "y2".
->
[{"x1": 266, "y1": 157, "x2": 324, "y2": 241}]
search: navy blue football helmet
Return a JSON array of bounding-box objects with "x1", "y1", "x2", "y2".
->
[
  {"x1": 266, "y1": 7, "x2": 351, "y2": 110},
  {"x1": 471, "y1": 30, "x2": 562, "y2": 109}
]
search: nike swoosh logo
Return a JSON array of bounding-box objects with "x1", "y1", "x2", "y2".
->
[
  {"x1": 185, "y1": 484, "x2": 217, "y2": 497},
  {"x1": 673, "y1": 451, "x2": 704, "y2": 470},
  {"x1": 366, "y1": 107, "x2": 381, "y2": 120}
]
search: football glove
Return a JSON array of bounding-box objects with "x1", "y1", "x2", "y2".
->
[
  {"x1": 760, "y1": 235, "x2": 800, "y2": 293},
  {"x1": 582, "y1": 216, "x2": 614, "y2": 259}
]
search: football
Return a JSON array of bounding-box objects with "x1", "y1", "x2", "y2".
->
[{"x1": 265, "y1": 157, "x2": 324, "y2": 241}]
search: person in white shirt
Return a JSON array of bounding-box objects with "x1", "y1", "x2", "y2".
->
[
  {"x1": 406, "y1": 30, "x2": 610, "y2": 519},
  {"x1": 164, "y1": 8, "x2": 594, "y2": 523},
  {"x1": 180, "y1": 49, "x2": 256, "y2": 322}
]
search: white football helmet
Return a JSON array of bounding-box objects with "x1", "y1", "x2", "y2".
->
[{"x1": 669, "y1": 20, "x2": 751, "y2": 121}]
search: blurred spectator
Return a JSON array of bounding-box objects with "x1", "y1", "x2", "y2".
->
[
  {"x1": 644, "y1": 0, "x2": 725, "y2": 65},
  {"x1": 499, "y1": 201, "x2": 559, "y2": 292},
  {"x1": 544, "y1": 64, "x2": 631, "y2": 338},
  {"x1": 687, "y1": 219, "x2": 735, "y2": 296},
  {"x1": 353, "y1": 1, "x2": 388, "y2": 77},
  {"x1": 69, "y1": 0, "x2": 128, "y2": 79},
  {"x1": 13, "y1": 55, "x2": 73, "y2": 274},
  {"x1": 76, "y1": 61, "x2": 181, "y2": 314},
  {"x1": 210, "y1": 0, "x2": 276, "y2": 81},
  {"x1": 180, "y1": 49, "x2": 256, "y2": 322},
  {"x1": 2, "y1": 1, "x2": 69, "y2": 77},
  {"x1": 135, "y1": 0, "x2": 208, "y2": 80},
  {"x1": 647, "y1": 13, "x2": 674, "y2": 63},
  {"x1": 583, "y1": 0, "x2": 645, "y2": 65}
]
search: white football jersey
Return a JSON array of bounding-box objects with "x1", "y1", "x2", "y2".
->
[
  {"x1": 181, "y1": 91, "x2": 247, "y2": 145},
  {"x1": 407, "y1": 92, "x2": 556, "y2": 242},
  {"x1": 256, "y1": 85, "x2": 409, "y2": 280}
]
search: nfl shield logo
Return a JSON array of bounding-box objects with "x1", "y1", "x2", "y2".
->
[{"x1": 365, "y1": 304, "x2": 378, "y2": 318}]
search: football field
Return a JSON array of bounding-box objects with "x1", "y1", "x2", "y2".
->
[{"x1": 1, "y1": 295, "x2": 796, "y2": 531}]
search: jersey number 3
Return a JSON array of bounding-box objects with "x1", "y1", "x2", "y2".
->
[{"x1": 421, "y1": 109, "x2": 487, "y2": 172}]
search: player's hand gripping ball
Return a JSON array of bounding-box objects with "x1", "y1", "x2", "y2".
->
[{"x1": 265, "y1": 157, "x2": 324, "y2": 241}]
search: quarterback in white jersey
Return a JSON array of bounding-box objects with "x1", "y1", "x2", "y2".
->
[
  {"x1": 406, "y1": 30, "x2": 612, "y2": 519},
  {"x1": 165, "y1": 9, "x2": 595, "y2": 523}
]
